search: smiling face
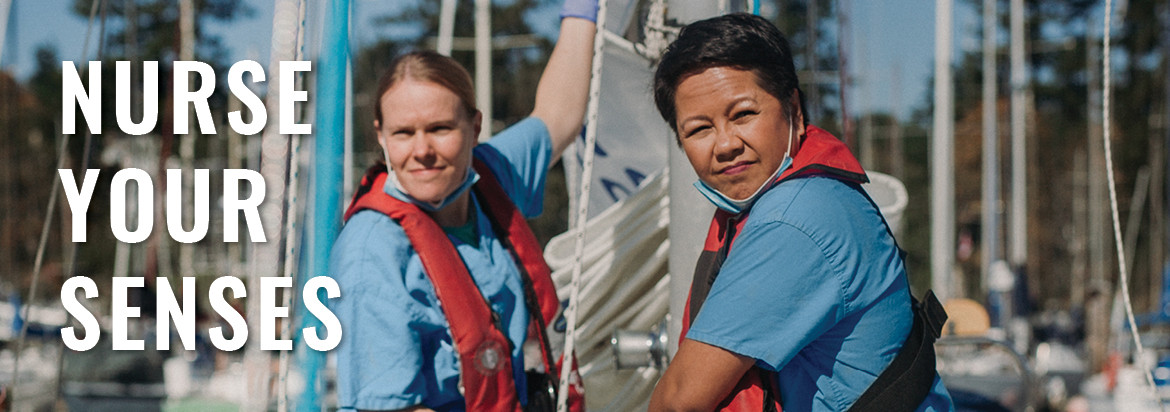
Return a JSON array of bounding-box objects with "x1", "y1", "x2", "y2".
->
[
  {"x1": 375, "y1": 79, "x2": 481, "y2": 204},
  {"x1": 673, "y1": 66, "x2": 804, "y2": 200}
]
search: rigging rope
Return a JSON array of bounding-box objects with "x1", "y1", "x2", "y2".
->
[
  {"x1": 1102, "y1": 0, "x2": 1163, "y2": 409},
  {"x1": 557, "y1": 0, "x2": 610, "y2": 409},
  {"x1": 12, "y1": 0, "x2": 104, "y2": 395},
  {"x1": 276, "y1": 2, "x2": 309, "y2": 411}
]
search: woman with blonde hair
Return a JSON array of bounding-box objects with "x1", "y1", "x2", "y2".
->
[{"x1": 330, "y1": 1, "x2": 598, "y2": 410}]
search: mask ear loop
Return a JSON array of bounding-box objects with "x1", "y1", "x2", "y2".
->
[
  {"x1": 783, "y1": 113, "x2": 795, "y2": 161},
  {"x1": 785, "y1": 124, "x2": 793, "y2": 159},
  {"x1": 384, "y1": 149, "x2": 403, "y2": 192}
]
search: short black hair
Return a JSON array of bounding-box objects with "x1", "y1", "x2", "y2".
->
[{"x1": 653, "y1": 13, "x2": 807, "y2": 135}]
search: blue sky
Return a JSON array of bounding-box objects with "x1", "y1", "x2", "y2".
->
[{"x1": 6, "y1": 0, "x2": 979, "y2": 121}]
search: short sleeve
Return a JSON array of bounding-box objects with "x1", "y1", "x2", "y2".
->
[
  {"x1": 330, "y1": 212, "x2": 432, "y2": 411},
  {"x1": 474, "y1": 117, "x2": 553, "y2": 218},
  {"x1": 685, "y1": 219, "x2": 845, "y2": 372}
]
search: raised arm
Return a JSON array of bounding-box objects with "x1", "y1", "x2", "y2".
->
[{"x1": 531, "y1": 0, "x2": 599, "y2": 163}]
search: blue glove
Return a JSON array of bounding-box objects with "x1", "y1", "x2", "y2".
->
[{"x1": 560, "y1": 0, "x2": 599, "y2": 23}]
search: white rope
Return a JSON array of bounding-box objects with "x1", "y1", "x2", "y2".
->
[
  {"x1": 1101, "y1": 1, "x2": 1162, "y2": 409},
  {"x1": 276, "y1": 138, "x2": 303, "y2": 412},
  {"x1": 557, "y1": 0, "x2": 610, "y2": 409},
  {"x1": 277, "y1": 1, "x2": 309, "y2": 411}
]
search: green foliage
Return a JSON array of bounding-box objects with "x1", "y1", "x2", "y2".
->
[
  {"x1": 364, "y1": 0, "x2": 555, "y2": 126},
  {"x1": 771, "y1": 0, "x2": 841, "y2": 124},
  {"x1": 900, "y1": 0, "x2": 1167, "y2": 310},
  {"x1": 71, "y1": 0, "x2": 251, "y2": 62}
]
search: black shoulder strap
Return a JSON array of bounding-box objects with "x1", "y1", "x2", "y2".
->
[
  {"x1": 848, "y1": 291, "x2": 947, "y2": 412},
  {"x1": 844, "y1": 181, "x2": 948, "y2": 412}
]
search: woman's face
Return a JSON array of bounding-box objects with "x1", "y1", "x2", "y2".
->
[
  {"x1": 673, "y1": 67, "x2": 803, "y2": 200},
  {"x1": 376, "y1": 79, "x2": 480, "y2": 204}
]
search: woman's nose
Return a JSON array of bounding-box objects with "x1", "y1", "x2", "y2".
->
[
  {"x1": 713, "y1": 126, "x2": 745, "y2": 159},
  {"x1": 410, "y1": 132, "x2": 435, "y2": 159}
]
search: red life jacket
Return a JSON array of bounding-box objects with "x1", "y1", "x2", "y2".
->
[
  {"x1": 343, "y1": 158, "x2": 584, "y2": 412},
  {"x1": 681, "y1": 126, "x2": 867, "y2": 412}
]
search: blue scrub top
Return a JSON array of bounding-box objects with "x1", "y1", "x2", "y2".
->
[
  {"x1": 330, "y1": 118, "x2": 552, "y2": 412},
  {"x1": 687, "y1": 175, "x2": 954, "y2": 412}
]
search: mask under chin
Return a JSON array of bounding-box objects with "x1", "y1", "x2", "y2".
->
[
  {"x1": 693, "y1": 154, "x2": 794, "y2": 214},
  {"x1": 384, "y1": 167, "x2": 481, "y2": 213}
]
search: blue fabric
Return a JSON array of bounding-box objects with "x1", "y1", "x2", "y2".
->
[
  {"x1": 687, "y1": 175, "x2": 954, "y2": 412},
  {"x1": 383, "y1": 166, "x2": 480, "y2": 213},
  {"x1": 560, "y1": 0, "x2": 598, "y2": 22},
  {"x1": 331, "y1": 117, "x2": 552, "y2": 412}
]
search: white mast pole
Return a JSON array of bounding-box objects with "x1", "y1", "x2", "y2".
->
[
  {"x1": 981, "y1": 0, "x2": 999, "y2": 303},
  {"x1": 0, "y1": 0, "x2": 13, "y2": 66},
  {"x1": 932, "y1": 0, "x2": 955, "y2": 302},
  {"x1": 1009, "y1": 0, "x2": 1027, "y2": 270},
  {"x1": 475, "y1": 0, "x2": 492, "y2": 142},
  {"x1": 438, "y1": 0, "x2": 456, "y2": 56},
  {"x1": 179, "y1": 0, "x2": 197, "y2": 278}
]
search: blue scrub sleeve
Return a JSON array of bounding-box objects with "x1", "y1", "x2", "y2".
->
[
  {"x1": 475, "y1": 117, "x2": 552, "y2": 218},
  {"x1": 685, "y1": 219, "x2": 846, "y2": 371},
  {"x1": 331, "y1": 214, "x2": 432, "y2": 410}
]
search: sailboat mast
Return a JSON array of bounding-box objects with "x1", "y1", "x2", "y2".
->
[
  {"x1": 1009, "y1": 0, "x2": 1027, "y2": 274},
  {"x1": 1162, "y1": 4, "x2": 1170, "y2": 307},
  {"x1": 932, "y1": 0, "x2": 956, "y2": 302},
  {"x1": 475, "y1": 0, "x2": 492, "y2": 142},
  {"x1": 1085, "y1": 20, "x2": 1108, "y2": 371},
  {"x1": 981, "y1": 0, "x2": 1000, "y2": 300},
  {"x1": 299, "y1": 0, "x2": 350, "y2": 410},
  {"x1": 438, "y1": 0, "x2": 456, "y2": 56},
  {"x1": 0, "y1": 0, "x2": 12, "y2": 70}
]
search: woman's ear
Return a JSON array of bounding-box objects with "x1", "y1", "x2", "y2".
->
[
  {"x1": 472, "y1": 110, "x2": 483, "y2": 138},
  {"x1": 373, "y1": 120, "x2": 390, "y2": 153},
  {"x1": 790, "y1": 92, "x2": 806, "y2": 137}
]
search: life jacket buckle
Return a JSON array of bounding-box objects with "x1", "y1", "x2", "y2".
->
[{"x1": 918, "y1": 290, "x2": 947, "y2": 340}]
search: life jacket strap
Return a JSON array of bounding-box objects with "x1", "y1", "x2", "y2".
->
[
  {"x1": 343, "y1": 160, "x2": 583, "y2": 412},
  {"x1": 847, "y1": 290, "x2": 946, "y2": 412}
]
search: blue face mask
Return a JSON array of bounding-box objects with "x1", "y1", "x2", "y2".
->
[
  {"x1": 692, "y1": 124, "x2": 796, "y2": 214},
  {"x1": 383, "y1": 158, "x2": 480, "y2": 213}
]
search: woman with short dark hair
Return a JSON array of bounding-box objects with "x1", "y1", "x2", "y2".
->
[{"x1": 648, "y1": 13, "x2": 953, "y2": 412}]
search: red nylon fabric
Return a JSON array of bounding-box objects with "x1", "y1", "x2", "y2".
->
[
  {"x1": 777, "y1": 125, "x2": 868, "y2": 185},
  {"x1": 470, "y1": 159, "x2": 560, "y2": 326},
  {"x1": 684, "y1": 211, "x2": 779, "y2": 412},
  {"x1": 681, "y1": 127, "x2": 867, "y2": 411},
  {"x1": 343, "y1": 162, "x2": 583, "y2": 411}
]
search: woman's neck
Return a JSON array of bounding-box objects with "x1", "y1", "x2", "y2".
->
[{"x1": 430, "y1": 191, "x2": 472, "y2": 227}]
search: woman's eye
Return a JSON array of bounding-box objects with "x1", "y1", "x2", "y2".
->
[
  {"x1": 685, "y1": 126, "x2": 710, "y2": 138},
  {"x1": 733, "y1": 110, "x2": 757, "y2": 120}
]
